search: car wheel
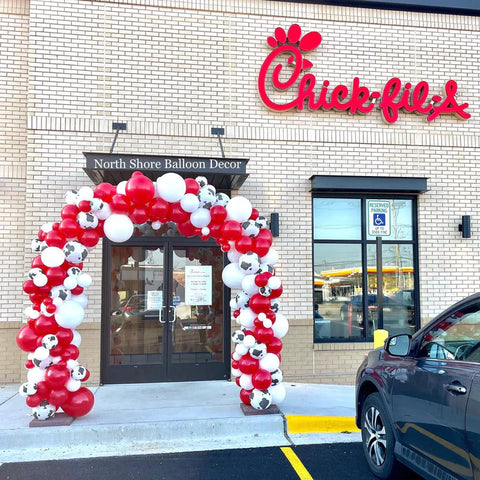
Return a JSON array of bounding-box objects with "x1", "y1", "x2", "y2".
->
[{"x1": 361, "y1": 393, "x2": 405, "y2": 480}]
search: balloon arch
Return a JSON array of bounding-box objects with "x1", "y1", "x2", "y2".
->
[{"x1": 17, "y1": 171, "x2": 288, "y2": 420}]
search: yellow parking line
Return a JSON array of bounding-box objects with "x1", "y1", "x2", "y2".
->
[
  {"x1": 285, "y1": 415, "x2": 360, "y2": 434},
  {"x1": 281, "y1": 446, "x2": 314, "y2": 480}
]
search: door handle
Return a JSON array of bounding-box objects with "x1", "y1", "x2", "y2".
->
[
  {"x1": 168, "y1": 306, "x2": 176, "y2": 323},
  {"x1": 159, "y1": 306, "x2": 167, "y2": 324},
  {"x1": 445, "y1": 383, "x2": 467, "y2": 395}
]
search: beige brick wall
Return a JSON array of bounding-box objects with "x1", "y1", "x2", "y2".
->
[{"x1": 2, "y1": 0, "x2": 480, "y2": 386}]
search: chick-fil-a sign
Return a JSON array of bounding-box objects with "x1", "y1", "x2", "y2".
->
[{"x1": 258, "y1": 25, "x2": 470, "y2": 124}]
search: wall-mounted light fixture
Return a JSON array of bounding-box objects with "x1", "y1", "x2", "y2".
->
[
  {"x1": 211, "y1": 127, "x2": 225, "y2": 158},
  {"x1": 110, "y1": 122, "x2": 127, "y2": 153},
  {"x1": 458, "y1": 215, "x2": 471, "y2": 238},
  {"x1": 270, "y1": 213, "x2": 279, "y2": 237}
]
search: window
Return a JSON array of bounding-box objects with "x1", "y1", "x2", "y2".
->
[
  {"x1": 419, "y1": 303, "x2": 480, "y2": 363},
  {"x1": 313, "y1": 195, "x2": 419, "y2": 342}
]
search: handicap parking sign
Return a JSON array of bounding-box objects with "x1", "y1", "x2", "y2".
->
[{"x1": 368, "y1": 201, "x2": 391, "y2": 236}]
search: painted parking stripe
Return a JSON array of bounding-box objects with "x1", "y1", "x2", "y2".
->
[
  {"x1": 285, "y1": 415, "x2": 360, "y2": 434},
  {"x1": 281, "y1": 446, "x2": 314, "y2": 480}
]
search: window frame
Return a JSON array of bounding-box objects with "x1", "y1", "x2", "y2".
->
[{"x1": 312, "y1": 193, "x2": 420, "y2": 343}]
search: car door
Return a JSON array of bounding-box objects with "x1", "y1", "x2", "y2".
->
[
  {"x1": 391, "y1": 301, "x2": 480, "y2": 480},
  {"x1": 466, "y1": 372, "x2": 480, "y2": 480}
]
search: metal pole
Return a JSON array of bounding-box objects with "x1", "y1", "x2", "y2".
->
[{"x1": 376, "y1": 237, "x2": 384, "y2": 330}]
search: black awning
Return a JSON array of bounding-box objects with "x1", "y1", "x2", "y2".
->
[
  {"x1": 83, "y1": 152, "x2": 249, "y2": 191},
  {"x1": 310, "y1": 175, "x2": 428, "y2": 194}
]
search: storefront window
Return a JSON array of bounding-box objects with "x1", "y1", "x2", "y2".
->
[{"x1": 313, "y1": 196, "x2": 418, "y2": 342}]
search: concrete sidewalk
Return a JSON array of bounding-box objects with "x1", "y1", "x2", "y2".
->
[{"x1": 0, "y1": 381, "x2": 360, "y2": 464}]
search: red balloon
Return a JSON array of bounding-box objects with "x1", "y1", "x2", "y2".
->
[
  {"x1": 36, "y1": 381, "x2": 51, "y2": 397},
  {"x1": 78, "y1": 200, "x2": 91, "y2": 212},
  {"x1": 208, "y1": 223, "x2": 222, "y2": 239},
  {"x1": 62, "y1": 260, "x2": 83, "y2": 271},
  {"x1": 221, "y1": 221, "x2": 242, "y2": 241},
  {"x1": 50, "y1": 344, "x2": 64, "y2": 357},
  {"x1": 240, "y1": 388, "x2": 252, "y2": 406},
  {"x1": 82, "y1": 368, "x2": 90, "y2": 382},
  {"x1": 210, "y1": 205, "x2": 227, "y2": 224},
  {"x1": 48, "y1": 388, "x2": 69, "y2": 407},
  {"x1": 148, "y1": 198, "x2": 171, "y2": 222},
  {"x1": 26, "y1": 393, "x2": 43, "y2": 407},
  {"x1": 238, "y1": 355, "x2": 259, "y2": 374},
  {"x1": 270, "y1": 285, "x2": 283, "y2": 299},
  {"x1": 34, "y1": 315, "x2": 59, "y2": 335},
  {"x1": 252, "y1": 369, "x2": 272, "y2": 390},
  {"x1": 23, "y1": 280, "x2": 37, "y2": 295},
  {"x1": 79, "y1": 229, "x2": 100, "y2": 248},
  {"x1": 185, "y1": 178, "x2": 200, "y2": 194},
  {"x1": 170, "y1": 203, "x2": 188, "y2": 223},
  {"x1": 110, "y1": 194, "x2": 131, "y2": 214},
  {"x1": 59, "y1": 218, "x2": 80, "y2": 239},
  {"x1": 129, "y1": 205, "x2": 149, "y2": 224},
  {"x1": 249, "y1": 294, "x2": 271, "y2": 314},
  {"x1": 257, "y1": 228, "x2": 273, "y2": 243},
  {"x1": 250, "y1": 208, "x2": 259, "y2": 220},
  {"x1": 235, "y1": 376, "x2": 241, "y2": 387},
  {"x1": 255, "y1": 327, "x2": 274, "y2": 343},
  {"x1": 61, "y1": 204, "x2": 80, "y2": 220},
  {"x1": 125, "y1": 173, "x2": 155, "y2": 205},
  {"x1": 25, "y1": 360, "x2": 34, "y2": 369},
  {"x1": 61, "y1": 387, "x2": 94, "y2": 417},
  {"x1": 16, "y1": 325, "x2": 39, "y2": 352},
  {"x1": 254, "y1": 273, "x2": 270, "y2": 287},
  {"x1": 45, "y1": 365, "x2": 70, "y2": 389},
  {"x1": 267, "y1": 337, "x2": 283, "y2": 354},
  {"x1": 235, "y1": 236, "x2": 254, "y2": 254},
  {"x1": 31, "y1": 256, "x2": 45, "y2": 269},
  {"x1": 95, "y1": 220, "x2": 105, "y2": 238},
  {"x1": 253, "y1": 237, "x2": 271, "y2": 257},
  {"x1": 177, "y1": 219, "x2": 200, "y2": 238},
  {"x1": 63, "y1": 344, "x2": 80, "y2": 361},
  {"x1": 45, "y1": 230, "x2": 66, "y2": 248},
  {"x1": 56, "y1": 327, "x2": 74, "y2": 346},
  {"x1": 94, "y1": 182, "x2": 116, "y2": 202}
]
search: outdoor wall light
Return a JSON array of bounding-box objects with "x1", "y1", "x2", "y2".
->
[
  {"x1": 458, "y1": 215, "x2": 471, "y2": 238},
  {"x1": 270, "y1": 213, "x2": 280, "y2": 237},
  {"x1": 211, "y1": 127, "x2": 225, "y2": 158},
  {"x1": 110, "y1": 122, "x2": 127, "y2": 154}
]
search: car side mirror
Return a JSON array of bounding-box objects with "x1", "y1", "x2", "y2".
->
[{"x1": 385, "y1": 334, "x2": 411, "y2": 357}]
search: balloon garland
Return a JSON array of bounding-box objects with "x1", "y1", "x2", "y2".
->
[{"x1": 18, "y1": 171, "x2": 287, "y2": 420}]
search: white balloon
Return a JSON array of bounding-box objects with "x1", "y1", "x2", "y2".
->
[
  {"x1": 27, "y1": 367, "x2": 46, "y2": 383},
  {"x1": 41, "y1": 247, "x2": 66, "y2": 268},
  {"x1": 180, "y1": 193, "x2": 200, "y2": 213},
  {"x1": 272, "y1": 313, "x2": 289, "y2": 338},
  {"x1": 260, "y1": 353, "x2": 280, "y2": 372},
  {"x1": 55, "y1": 300, "x2": 85, "y2": 329},
  {"x1": 34, "y1": 346, "x2": 50, "y2": 361},
  {"x1": 151, "y1": 221, "x2": 161, "y2": 230},
  {"x1": 63, "y1": 276, "x2": 77, "y2": 290},
  {"x1": 226, "y1": 196, "x2": 253, "y2": 223},
  {"x1": 237, "y1": 308, "x2": 256, "y2": 328},
  {"x1": 71, "y1": 293, "x2": 88, "y2": 308},
  {"x1": 268, "y1": 276, "x2": 282, "y2": 290},
  {"x1": 231, "y1": 368, "x2": 241, "y2": 377},
  {"x1": 157, "y1": 173, "x2": 186, "y2": 203},
  {"x1": 77, "y1": 273, "x2": 92, "y2": 288},
  {"x1": 25, "y1": 306, "x2": 40, "y2": 319},
  {"x1": 232, "y1": 351, "x2": 241, "y2": 361},
  {"x1": 221, "y1": 263, "x2": 244, "y2": 290},
  {"x1": 243, "y1": 335, "x2": 256, "y2": 348},
  {"x1": 33, "y1": 273, "x2": 48, "y2": 287},
  {"x1": 201, "y1": 227, "x2": 210, "y2": 236},
  {"x1": 190, "y1": 208, "x2": 211, "y2": 228},
  {"x1": 269, "y1": 383, "x2": 287, "y2": 404},
  {"x1": 116, "y1": 181, "x2": 127, "y2": 195},
  {"x1": 261, "y1": 248, "x2": 279, "y2": 265},
  {"x1": 94, "y1": 202, "x2": 111, "y2": 220},
  {"x1": 235, "y1": 343, "x2": 249, "y2": 356},
  {"x1": 71, "y1": 329, "x2": 82, "y2": 347},
  {"x1": 227, "y1": 244, "x2": 242, "y2": 263},
  {"x1": 239, "y1": 373, "x2": 253, "y2": 390},
  {"x1": 76, "y1": 186, "x2": 94, "y2": 202},
  {"x1": 104, "y1": 214, "x2": 134, "y2": 242},
  {"x1": 66, "y1": 377, "x2": 81, "y2": 392},
  {"x1": 241, "y1": 275, "x2": 258, "y2": 296}
]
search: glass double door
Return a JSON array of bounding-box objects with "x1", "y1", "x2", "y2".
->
[{"x1": 103, "y1": 238, "x2": 228, "y2": 383}]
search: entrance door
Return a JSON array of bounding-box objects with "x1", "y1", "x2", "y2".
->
[{"x1": 102, "y1": 238, "x2": 228, "y2": 383}]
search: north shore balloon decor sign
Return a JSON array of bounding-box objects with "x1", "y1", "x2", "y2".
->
[{"x1": 18, "y1": 171, "x2": 287, "y2": 420}]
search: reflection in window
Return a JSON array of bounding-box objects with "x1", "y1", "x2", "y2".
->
[{"x1": 313, "y1": 198, "x2": 361, "y2": 240}]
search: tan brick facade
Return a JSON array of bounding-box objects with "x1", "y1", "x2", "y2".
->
[{"x1": 1, "y1": 0, "x2": 479, "y2": 386}]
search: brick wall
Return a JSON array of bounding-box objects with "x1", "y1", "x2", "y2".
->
[{"x1": 1, "y1": 0, "x2": 480, "y2": 386}]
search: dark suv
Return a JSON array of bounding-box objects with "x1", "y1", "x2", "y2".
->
[{"x1": 356, "y1": 293, "x2": 480, "y2": 480}]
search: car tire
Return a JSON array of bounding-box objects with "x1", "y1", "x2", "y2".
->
[{"x1": 361, "y1": 393, "x2": 405, "y2": 480}]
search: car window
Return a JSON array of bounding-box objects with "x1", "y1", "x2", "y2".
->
[{"x1": 419, "y1": 302, "x2": 480, "y2": 363}]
